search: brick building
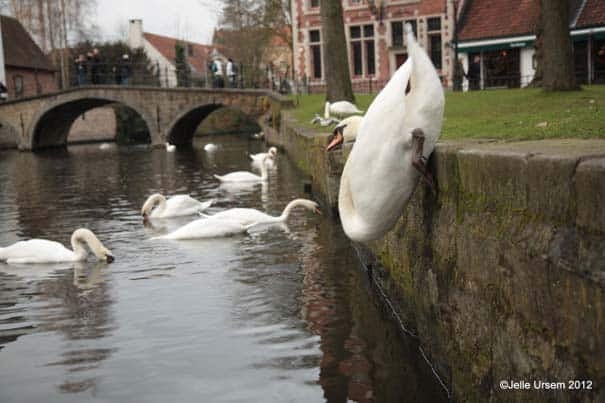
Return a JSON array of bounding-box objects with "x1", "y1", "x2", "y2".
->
[
  {"x1": 456, "y1": 0, "x2": 605, "y2": 89},
  {"x1": 0, "y1": 15, "x2": 57, "y2": 99},
  {"x1": 291, "y1": 0, "x2": 456, "y2": 93}
]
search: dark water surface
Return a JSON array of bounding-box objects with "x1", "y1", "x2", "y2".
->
[{"x1": 0, "y1": 135, "x2": 447, "y2": 402}]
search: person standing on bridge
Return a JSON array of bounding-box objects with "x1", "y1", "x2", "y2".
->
[
  {"x1": 120, "y1": 54, "x2": 131, "y2": 85},
  {"x1": 91, "y1": 48, "x2": 102, "y2": 85},
  {"x1": 226, "y1": 58, "x2": 237, "y2": 88},
  {"x1": 75, "y1": 55, "x2": 87, "y2": 86},
  {"x1": 212, "y1": 58, "x2": 224, "y2": 88}
]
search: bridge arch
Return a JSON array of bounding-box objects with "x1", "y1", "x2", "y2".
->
[
  {"x1": 0, "y1": 119, "x2": 19, "y2": 148},
  {"x1": 165, "y1": 103, "x2": 260, "y2": 146},
  {"x1": 27, "y1": 95, "x2": 155, "y2": 150}
]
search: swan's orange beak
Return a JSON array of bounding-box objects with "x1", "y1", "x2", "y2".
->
[
  {"x1": 326, "y1": 131, "x2": 343, "y2": 152},
  {"x1": 314, "y1": 206, "x2": 322, "y2": 215}
]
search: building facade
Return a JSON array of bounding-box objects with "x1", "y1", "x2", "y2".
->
[
  {"x1": 128, "y1": 19, "x2": 215, "y2": 88},
  {"x1": 456, "y1": 0, "x2": 605, "y2": 90},
  {"x1": 0, "y1": 15, "x2": 56, "y2": 99},
  {"x1": 292, "y1": 0, "x2": 456, "y2": 93}
]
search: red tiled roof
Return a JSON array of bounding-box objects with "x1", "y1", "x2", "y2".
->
[
  {"x1": 458, "y1": 0, "x2": 540, "y2": 41},
  {"x1": 576, "y1": 0, "x2": 605, "y2": 28},
  {"x1": 143, "y1": 32, "x2": 213, "y2": 73},
  {"x1": 1, "y1": 15, "x2": 55, "y2": 71}
]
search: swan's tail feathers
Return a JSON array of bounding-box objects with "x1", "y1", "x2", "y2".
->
[{"x1": 213, "y1": 174, "x2": 224, "y2": 182}]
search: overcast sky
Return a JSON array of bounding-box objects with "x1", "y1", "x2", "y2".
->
[{"x1": 95, "y1": 0, "x2": 221, "y2": 44}]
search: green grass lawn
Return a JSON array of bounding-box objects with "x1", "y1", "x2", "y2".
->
[{"x1": 290, "y1": 86, "x2": 605, "y2": 140}]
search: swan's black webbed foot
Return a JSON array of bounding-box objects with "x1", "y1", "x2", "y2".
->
[{"x1": 411, "y1": 128, "x2": 437, "y2": 194}]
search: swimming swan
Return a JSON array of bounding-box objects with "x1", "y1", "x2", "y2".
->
[
  {"x1": 0, "y1": 228, "x2": 114, "y2": 264},
  {"x1": 204, "y1": 143, "x2": 218, "y2": 152},
  {"x1": 151, "y1": 217, "x2": 255, "y2": 240},
  {"x1": 338, "y1": 23, "x2": 444, "y2": 242},
  {"x1": 326, "y1": 115, "x2": 363, "y2": 151},
  {"x1": 141, "y1": 193, "x2": 214, "y2": 220},
  {"x1": 249, "y1": 147, "x2": 277, "y2": 162},
  {"x1": 214, "y1": 155, "x2": 272, "y2": 183},
  {"x1": 201, "y1": 198, "x2": 321, "y2": 225},
  {"x1": 324, "y1": 101, "x2": 363, "y2": 119}
]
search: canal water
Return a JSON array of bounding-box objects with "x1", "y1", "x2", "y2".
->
[{"x1": 0, "y1": 135, "x2": 447, "y2": 403}]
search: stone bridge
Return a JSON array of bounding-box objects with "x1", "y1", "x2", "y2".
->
[{"x1": 0, "y1": 86, "x2": 291, "y2": 150}]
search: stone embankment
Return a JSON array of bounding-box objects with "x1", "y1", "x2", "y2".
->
[{"x1": 264, "y1": 110, "x2": 605, "y2": 403}]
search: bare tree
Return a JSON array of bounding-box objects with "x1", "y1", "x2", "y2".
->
[
  {"x1": 319, "y1": 0, "x2": 354, "y2": 102},
  {"x1": 535, "y1": 0, "x2": 579, "y2": 91}
]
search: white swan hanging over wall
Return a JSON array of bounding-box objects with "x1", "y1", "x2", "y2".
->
[
  {"x1": 0, "y1": 228, "x2": 114, "y2": 264},
  {"x1": 337, "y1": 23, "x2": 444, "y2": 242}
]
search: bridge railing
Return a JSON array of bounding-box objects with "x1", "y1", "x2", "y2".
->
[{"x1": 1, "y1": 61, "x2": 298, "y2": 102}]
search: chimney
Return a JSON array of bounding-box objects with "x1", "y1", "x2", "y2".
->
[{"x1": 128, "y1": 19, "x2": 143, "y2": 49}]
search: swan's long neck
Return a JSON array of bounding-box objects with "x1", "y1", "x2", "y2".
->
[
  {"x1": 143, "y1": 193, "x2": 167, "y2": 216},
  {"x1": 278, "y1": 199, "x2": 314, "y2": 221},
  {"x1": 324, "y1": 102, "x2": 330, "y2": 119},
  {"x1": 259, "y1": 157, "x2": 269, "y2": 180},
  {"x1": 71, "y1": 229, "x2": 107, "y2": 260}
]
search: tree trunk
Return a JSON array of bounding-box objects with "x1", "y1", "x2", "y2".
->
[
  {"x1": 540, "y1": 0, "x2": 578, "y2": 91},
  {"x1": 319, "y1": 0, "x2": 354, "y2": 103}
]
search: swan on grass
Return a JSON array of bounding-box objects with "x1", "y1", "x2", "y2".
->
[
  {"x1": 214, "y1": 155, "x2": 272, "y2": 183},
  {"x1": 326, "y1": 115, "x2": 363, "y2": 151},
  {"x1": 151, "y1": 217, "x2": 255, "y2": 240},
  {"x1": 311, "y1": 113, "x2": 340, "y2": 127},
  {"x1": 201, "y1": 198, "x2": 321, "y2": 225},
  {"x1": 337, "y1": 23, "x2": 444, "y2": 242},
  {"x1": 165, "y1": 142, "x2": 176, "y2": 152},
  {"x1": 324, "y1": 101, "x2": 363, "y2": 119},
  {"x1": 0, "y1": 229, "x2": 114, "y2": 264},
  {"x1": 141, "y1": 193, "x2": 214, "y2": 220}
]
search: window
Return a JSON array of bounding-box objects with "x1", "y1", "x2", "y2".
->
[
  {"x1": 427, "y1": 17, "x2": 442, "y2": 69},
  {"x1": 349, "y1": 24, "x2": 375, "y2": 77},
  {"x1": 14, "y1": 75, "x2": 24, "y2": 97},
  {"x1": 188, "y1": 44, "x2": 194, "y2": 56},
  {"x1": 429, "y1": 35, "x2": 442, "y2": 69},
  {"x1": 391, "y1": 19, "x2": 416, "y2": 48},
  {"x1": 310, "y1": 0, "x2": 319, "y2": 8},
  {"x1": 309, "y1": 29, "x2": 322, "y2": 79},
  {"x1": 427, "y1": 17, "x2": 441, "y2": 31},
  {"x1": 391, "y1": 21, "x2": 403, "y2": 47}
]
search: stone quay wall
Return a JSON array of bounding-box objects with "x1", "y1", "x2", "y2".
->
[{"x1": 264, "y1": 110, "x2": 605, "y2": 403}]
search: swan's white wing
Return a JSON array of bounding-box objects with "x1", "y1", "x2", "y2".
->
[
  {"x1": 157, "y1": 218, "x2": 247, "y2": 239},
  {"x1": 0, "y1": 239, "x2": 76, "y2": 263},
  {"x1": 208, "y1": 208, "x2": 274, "y2": 225},
  {"x1": 214, "y1": 171, "x2": 262, "y2": 182}
]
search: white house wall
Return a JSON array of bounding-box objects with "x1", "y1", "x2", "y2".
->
[
  {"x1": 142, "y1": 39, "x2": 177, "y2": 88},
  {"x1": 520, "y1": 47, "x2": 535, "y2": 87}
]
